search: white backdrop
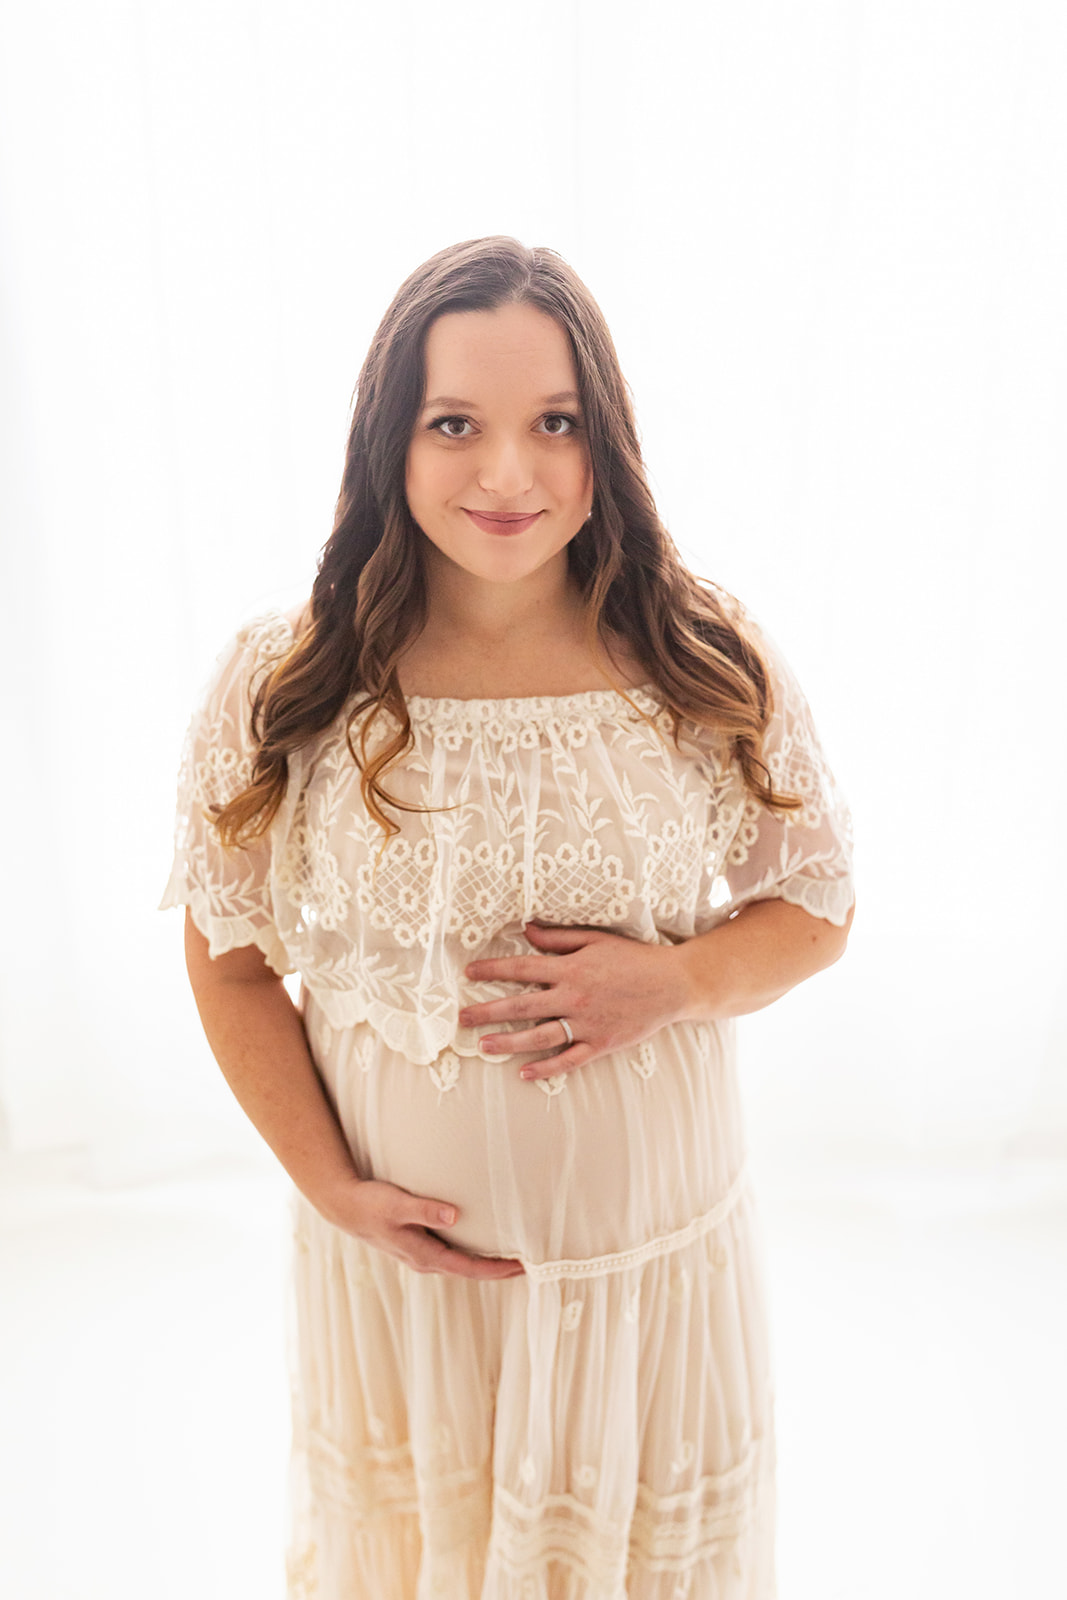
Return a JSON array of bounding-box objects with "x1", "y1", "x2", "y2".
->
[{"x1": 0, "y1": 0, "x2": 1064, "y2": 1183}]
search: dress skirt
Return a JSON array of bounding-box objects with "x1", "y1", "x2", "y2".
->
[{"x1": 282, "y1": 1000, "x2": 778, "y2": 1600}]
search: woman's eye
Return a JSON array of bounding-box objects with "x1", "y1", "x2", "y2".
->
[
  {"x1": 429, "y1": 412, "x2": 580, "y2": 439},
  {"x1": 431, "y1": 416, "x2": 473, "y2": 438}
]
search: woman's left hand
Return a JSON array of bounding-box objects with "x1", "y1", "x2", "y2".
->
[{"x1": 460, "y1": 922, "x2": 692, "y2": 1081}]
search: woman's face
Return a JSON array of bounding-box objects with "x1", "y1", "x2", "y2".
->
[{"x1": 404, "y1": 302, "x2": 594, "y2": 590}]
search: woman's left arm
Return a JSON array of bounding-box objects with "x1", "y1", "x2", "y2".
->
[
  {"x1": 672, "y1": 896, "x2": 855, "y2": 1021},
  {"x1": 461, "y1": 898, "x2": 854, "y2": 1081}
]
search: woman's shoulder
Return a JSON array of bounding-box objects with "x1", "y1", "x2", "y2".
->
[{"x1": 228, "y1": 598, "x2": 309, "y2": 662}]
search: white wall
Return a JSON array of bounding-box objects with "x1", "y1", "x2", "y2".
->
[{"x1": 0, "y1": 0, "x2": 1063, "y2": 1180}]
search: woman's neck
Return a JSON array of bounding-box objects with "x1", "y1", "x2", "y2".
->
[
  {"x1": 396, "y1": 545, "x2": 647, "y2": 699},
  {"x1": 418, "y1": 544, "x2": 583, "y2": 649}
]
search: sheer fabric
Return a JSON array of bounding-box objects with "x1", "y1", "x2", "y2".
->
[{"x1": 161, "y1": 607, "x2": 854, "y2": 1598}]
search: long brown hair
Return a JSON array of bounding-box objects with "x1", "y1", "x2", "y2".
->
[{"x1": 214, "y1": 236, "x2": 801, "y2": 847}]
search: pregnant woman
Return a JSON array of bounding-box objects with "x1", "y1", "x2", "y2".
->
[{"x1": 163, "y1": 236, "x2": 855, "y2": 1599}]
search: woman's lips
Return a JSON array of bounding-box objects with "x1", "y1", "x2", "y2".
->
[{"x1": 463, "y1": 509, "x2": 543, "y2": 536}]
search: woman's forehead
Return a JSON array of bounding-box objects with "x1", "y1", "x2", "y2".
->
[{"x1": 421, "y1": 304, "x2": 578, "y2": 403}]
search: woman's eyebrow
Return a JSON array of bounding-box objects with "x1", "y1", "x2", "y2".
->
[{"x1": 422, "y1": 390, "x2": 580, "y2": 410}]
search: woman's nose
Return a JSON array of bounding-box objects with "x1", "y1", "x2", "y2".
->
[{"x1": 476, "y1": 435, "x2": 535, "y2": 499}]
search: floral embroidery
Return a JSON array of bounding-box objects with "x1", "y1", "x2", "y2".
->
[
  {"x1": 561, "y1": 1299, "x2": 584, "y2": 1331},
  {"x1": 165, "y1": 608, "x2": 854, "y2": 1070},
  {"x1": 670, "y1": 1440, "x2": 695, "y2": 1475},
  {"x1": 669, "y1": 1266, "x2": 691, "y2": 1303},
  {"x1": 429, "y1": 1050, "x2": 461, "y2": 1095},
  {"x1": 632, "y1": 1042, "x2": 657, "y2": 1079},
  {"x1": 537, "y1": 1073, "x2": 569, "y2": 1098}
]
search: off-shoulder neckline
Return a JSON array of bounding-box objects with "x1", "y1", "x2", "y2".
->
[
  {"x1": 250, "y1": 609, "x2": 661, "y2": 719},
  {"x1": 403, "y1": 684, "x2": 661, "y2": 719}
]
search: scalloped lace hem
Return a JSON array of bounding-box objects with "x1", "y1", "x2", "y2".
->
[
  {"x1": 159, "y1": 881, "x2": 294, "y2": 978},
  {"x1": 306, "y1": 984, "x2": 552, "y2": 1067},
  {"x1": 772, "y1": 875, "x2": 855, "y2": 927}
]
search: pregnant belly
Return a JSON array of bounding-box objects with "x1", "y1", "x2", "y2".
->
[{"x1": 305, "y1": 1002, "x2": 745, "y2": 1268}]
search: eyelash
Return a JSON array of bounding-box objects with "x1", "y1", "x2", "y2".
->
[{"x1": 427, "y1": 412, "x2": 581, "y2": 440}]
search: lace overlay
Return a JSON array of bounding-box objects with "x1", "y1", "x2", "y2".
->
[
  {"x1": 161, "y1": 606, "x2": 853, "y2": 1072},
  {"x1": 284, "y1": 1188, "x2": 779, "y2": 1598},
  {"x1": 164, "y1": 601, "x2": 849, "y2": 1598}
]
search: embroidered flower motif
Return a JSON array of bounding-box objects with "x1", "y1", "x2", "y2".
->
[
  {"x1": 173, "y1": 614, "x2": 852, "y2": 1095},
  {"x1": 429, "y1": 1052, "x2": 461, "y2": 1095},
  {"x1": 537, "y1": 1074, "x2": 568, "y2": 1098},
  {"x1": 672, "y1": 1572, "x2": 695, "y2": 1598},
  {"x1": 561, "y1": 1299, "x2": 584, "y2": 1332},
  {"x1": 632, "y1": 1042, "x2": 657, "y2": 1080},
  {"x1": 368, "y1": 1416, "x2": 386, "y2": 1444},
  {"x1": 622, "y1": 1287, "x2": 640, "y2": 1324},
  {"x1": 352, "y1": 1034, "x2": 375, "y2": 1073},
  {"x1": 668, "y1": 1266, "x2": 691, "y2": 1303},
  {"x1": 574, "y1": 1464, "x2": 597, "y2": 1488},
  {"x1": 670, "y1": 1439, "x2": 695, "y2": 1475},
  {"x1": 519, "y1": 1455, "x2": 537, "y2": 1486}
]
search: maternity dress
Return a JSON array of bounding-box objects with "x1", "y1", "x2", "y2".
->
[{"x1": 161, "y1": 605, "x2": 854, "y2": 1599}]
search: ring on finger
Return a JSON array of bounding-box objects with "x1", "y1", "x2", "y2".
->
[{"x1": 556, "y1": 1017, "x2": 574, "y2": 1046}]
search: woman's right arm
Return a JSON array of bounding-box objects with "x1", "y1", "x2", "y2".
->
[{"x1": 184, "y1": 912, "x2": 524, "y2": 1280}]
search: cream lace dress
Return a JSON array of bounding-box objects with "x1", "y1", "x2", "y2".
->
[{"x1": 161, "y1": 607, "x2": 854, "y2": 1600}]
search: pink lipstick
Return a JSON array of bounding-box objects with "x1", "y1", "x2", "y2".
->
[{"x1": 464, "y1": 509, "x2": 543, "y2": 536}]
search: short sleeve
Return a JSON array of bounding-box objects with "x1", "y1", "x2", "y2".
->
[
  {"x1": 716, "y1": 620, "x2": 855, "y2": 927},
  {"x1": 159, "y1": 611, "x2": 296, "y2": 973}
]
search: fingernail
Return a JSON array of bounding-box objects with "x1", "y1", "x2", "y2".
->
[
  {"x1": 520, "y1": 1070, "x2": 535, "y2": 1081},
  {"x1": 439, "y1": 1206, "x2": 456, "y2": 1225}
]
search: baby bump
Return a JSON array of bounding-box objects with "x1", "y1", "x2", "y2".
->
[{"x1": 306, "y1": 1005, "x2": 746, "y2": 1267}]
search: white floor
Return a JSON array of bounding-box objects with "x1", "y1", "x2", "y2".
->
[{"x1": 1, "y1": 1144, "x2": 1065, "y2": 1600}]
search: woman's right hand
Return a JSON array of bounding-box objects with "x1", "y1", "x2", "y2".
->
[{"x1": 316, "y1": 1177, "x2": 526, "y2": 1280}]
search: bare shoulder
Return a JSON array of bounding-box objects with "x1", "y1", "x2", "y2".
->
[
  {"x1": 599, "y1": 628, "x2": 650, "y2": 690},
  {"x1": 283, "y1": 599, "x2": 312, "y2": 638}
]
